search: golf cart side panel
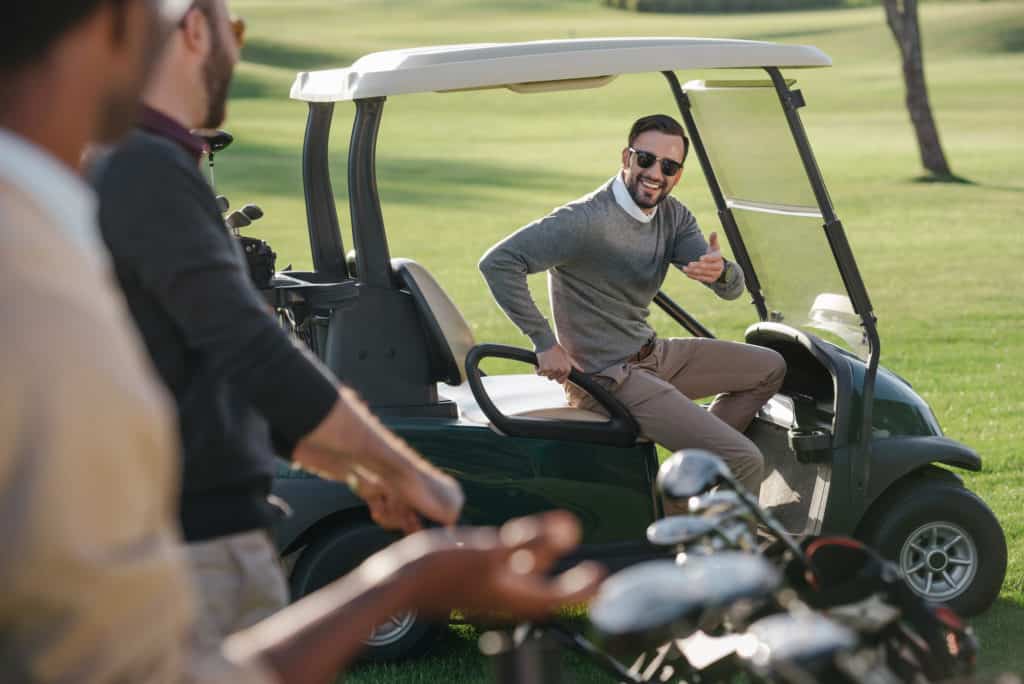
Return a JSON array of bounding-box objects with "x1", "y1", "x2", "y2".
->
[
  {"x1": 864, "y1": 437, "x2": 978, "y2": 502},
  {"x1": 822, "y1": 437, "x2": 979, "y2": 535},
  {"x1": 849, "y1": 362, "x2": 943, "y2": 440},
  {"x1": 271, "y1": 468, "x2": 368, "y2": 553},
  {"x1": 387, "y1": 419, "x2": 660, "y2": 545}
]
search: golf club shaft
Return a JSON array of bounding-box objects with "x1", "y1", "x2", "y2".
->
[
  {"x1": 729, "y1": 476, "x2": 808, "y2": 564},
  {"x1": 544, "y1": 623, "x2": 645, "y2": 684}
]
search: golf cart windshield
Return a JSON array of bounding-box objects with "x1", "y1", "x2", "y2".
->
[{"x1": 683, "y1": 80, "x2": 868, "y2": 357}]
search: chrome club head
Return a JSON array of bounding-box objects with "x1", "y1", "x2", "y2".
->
[
  {"x1": 739, "y1": 612, "x2": 858, "y2": 675},
  {"x1": 646, "y1": 515, "x2": 717, "y2": 548},
  {"x1": 657, "y1": 449, "x2": 733, "y2": 501},
  {"x1": 591, "y1": 553, "x2": 782, "y2": 652},
  {"x1": 687, "y1": 489, "x2": 744, "y2": 517}
]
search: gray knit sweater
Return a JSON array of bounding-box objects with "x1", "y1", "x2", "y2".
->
[{"x1": 479, "y1": 177, "x2": 745, "y2": 373}]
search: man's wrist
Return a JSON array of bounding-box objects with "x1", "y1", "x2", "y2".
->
[{"x1": 715, "y1": 260, "x2": 730, "y2": 284}]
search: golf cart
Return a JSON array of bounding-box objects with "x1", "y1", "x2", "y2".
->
[{"x1": 264, "y1": 38, "x2": 1006, "y2": 659}]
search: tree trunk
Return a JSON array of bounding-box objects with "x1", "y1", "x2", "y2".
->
[{"x1": 882, "y1": 0, "x2": 954, "y2": 179}]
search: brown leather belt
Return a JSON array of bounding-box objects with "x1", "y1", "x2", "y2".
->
[{"x1": 628, "y1": 339, "x2": 656, "y2": 364}]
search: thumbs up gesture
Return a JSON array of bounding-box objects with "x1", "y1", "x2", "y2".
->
[{"x1": 682, "y1": 231, "x2": 726, "y2": 283}]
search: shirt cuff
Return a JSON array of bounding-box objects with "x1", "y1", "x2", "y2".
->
[
  {"x1": 529, "y1": 328, "x2": 558, "y2": 353},
  {"x1": 708, "y1": 261, "x2": 744, "y2": 300}
]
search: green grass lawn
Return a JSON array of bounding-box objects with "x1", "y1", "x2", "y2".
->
[{"x1": 223, "y1": 0, "x2": 1024, "y2": 679}]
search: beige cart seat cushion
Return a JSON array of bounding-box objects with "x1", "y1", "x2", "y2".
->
[{"x1": 440, "y1": 375, "x2": 608, "y2": 426}]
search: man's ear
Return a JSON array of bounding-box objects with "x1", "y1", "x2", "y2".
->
[
  {"x1": 180, "y1": 7, "x2": 210, "y2": 56},
  {"x1": 621, "y1": 147, "x2": 631, "y2": 170}
]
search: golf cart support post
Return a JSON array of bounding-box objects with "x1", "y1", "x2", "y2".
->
[{"x1": 661, "y1": 68, "x2": 881, "y2": 495}]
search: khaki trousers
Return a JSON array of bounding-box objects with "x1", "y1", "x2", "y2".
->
[
  {"x1": 567, "y1": 338, "x2": 786, "y2": 495},
  {"x1": 187, "y1": 530, "x2": 290, "y2": 652}
]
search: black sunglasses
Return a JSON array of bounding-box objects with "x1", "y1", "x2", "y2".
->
[{"x1": 629, "y1": 147, "x2": 683, "y2": 177}]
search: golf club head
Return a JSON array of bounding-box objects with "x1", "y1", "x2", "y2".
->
[
  {"x1": 215, "y1": 195, "x2": 229, "y2": 213},
  {"x1": 739, "y1": 612, "x2": 857, "y2": 673},
  {"x1": 240, "y1": 203, "x2": 264, "y2": 221},
  {"x1": 646, "y1": 515, "x2": 717, "y2": 547},
  {"x1": 589, "y1": 560, "x2": 705, "y2": 652},
  {"x1": 226, "y1": 210, "x2": 251, "y2": 230},
  {"x1": 194, "y1": 128, "x2": 234, "y2": 153},
  {"x1": 687, "y1": 490, "x2": 745, "y2": 517},
  {"x1": 657, "y1": 449, "x2": 732, "y2": 501},
  {"x1": 591, "y1": 553, "x2": 782, "y2": 653}
]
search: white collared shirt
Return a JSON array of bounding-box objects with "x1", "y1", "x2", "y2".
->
[
  {"x1": 0, "y1": 128, "x2": 103, "y2": 263},
  {"x1": 612, "y1": 170, "x2": 657, "y2": 223}
]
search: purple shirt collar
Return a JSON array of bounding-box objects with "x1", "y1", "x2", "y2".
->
[{"x1": 139, "y1": 106, "x2": 208, "y2": 162}]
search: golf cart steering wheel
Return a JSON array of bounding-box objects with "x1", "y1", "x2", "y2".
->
[{"x1": 464, "y1": 344, "x2": 640, "y2": 447}]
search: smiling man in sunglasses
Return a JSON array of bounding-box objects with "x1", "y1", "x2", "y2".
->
[{"x1": 481, "y1": 114, "x2": 786, "y2": 495}]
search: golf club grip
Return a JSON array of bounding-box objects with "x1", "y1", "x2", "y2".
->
[{"x1": 464, "y1": 344, "x2": 639, "y2": 447}]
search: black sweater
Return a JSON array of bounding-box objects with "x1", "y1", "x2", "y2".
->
[{"x1": 94, "y1": 131, "x2": 338, "y2": 542}]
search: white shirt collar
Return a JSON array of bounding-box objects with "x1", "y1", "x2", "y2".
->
[
  {"x1": 0, "y1": 128, "x2": 101, "y2": 258},
  {"x1": 611, "y1": 171, "x2": 657, "y2": 224}
]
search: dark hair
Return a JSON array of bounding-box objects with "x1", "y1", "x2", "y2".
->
[
  {"x1": 1, "y1": 0, "x2": 128, "y2": 69},
  {"x1": 628, "y1": 114, "x2": 690, "y2": 164}
]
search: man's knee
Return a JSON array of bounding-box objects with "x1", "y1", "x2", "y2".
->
[
  {"x1": 738, "y1": 439, "x2": 765, "y2": 478},
  {"x1": 762, "y1": 348, "x2": 787, "y2": 392}
]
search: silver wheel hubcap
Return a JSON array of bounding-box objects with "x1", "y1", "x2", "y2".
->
[
  {"x1": 898, "y1": 522, "x2": 977, "y2": 603},
  {"x1": 365, "y1": 611, "x2": 418, "y2": 648}
]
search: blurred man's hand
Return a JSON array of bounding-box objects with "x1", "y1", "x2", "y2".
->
[{"x1": 370, "y1": 511, "x2": 605, "y2": 619}]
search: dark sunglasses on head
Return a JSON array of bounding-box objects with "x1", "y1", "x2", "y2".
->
[
  {"x1": 629, "y1": 147, "x2": 683, "y2": 177},
  {"x1": 229, "y1": 15, "x2": 246, "y2": 47}
]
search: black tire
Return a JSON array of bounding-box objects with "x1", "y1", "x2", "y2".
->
[
  {"x1": 859, "y1": 479, "x2": 1006, "y2": 617},
  {"x1": 289, "y1": 522, "x2": 442, "y2": 661}
]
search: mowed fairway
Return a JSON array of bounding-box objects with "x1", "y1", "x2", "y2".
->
[{"x1": 223, "y1": 1, "x2": 1023, "y2": 680}]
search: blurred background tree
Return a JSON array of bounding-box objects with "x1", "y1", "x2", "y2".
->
[{"x1": 881, "y1": 0, "x2": 955, "y2": 180}]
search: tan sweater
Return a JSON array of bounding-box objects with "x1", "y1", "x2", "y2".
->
[{"x1": 0, "y1": 174, "x2": 273, "y2": 683}]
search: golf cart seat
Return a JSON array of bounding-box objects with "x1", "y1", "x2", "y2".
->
[
  {"x1": 440, "y1": 374, "x2": 605, "y2": 425},
  {"x1": 392, "y1": 259, "x2": 639, "y2": 446}
]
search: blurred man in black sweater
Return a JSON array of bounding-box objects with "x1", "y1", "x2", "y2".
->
[{"x1": 92, "y1": 0, "x2": 463, "y2": 646}]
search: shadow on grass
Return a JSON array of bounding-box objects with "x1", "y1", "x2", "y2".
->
[
  {"x1": 971, "y1": 596, "x2": 1024, "y2": 676},
  {"x1": 242, "y1": 38, "x2": 354, "y2": 72},
  {"x1": 230, "y1": 71, "x2": 286, "y2": 99},
  {"x1": 1000, "y1": 25, "x2": 1024, "y2": 53},
  {"x1": 743, "y1": 26, "x2": 848, "y2": 42},
  {"x1": 908, "y1": 173, "x2": 1024, "y2": 194},
  {"x1": 911, "y1": 173, "x2": 974, "y2": 185},
  {"x1": 215, "y1": 140, "x2": 601, "y2": 208},
  {"x1": 345, "y1": 619, "x2": 626, "y2": 684}
]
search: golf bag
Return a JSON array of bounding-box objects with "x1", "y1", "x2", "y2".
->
[{"x1": 785, "y1": 536, "x2": 977, "y2": 681}]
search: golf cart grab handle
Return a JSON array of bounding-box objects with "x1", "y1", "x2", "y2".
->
[{"x1": 464, "y1": 344, "x2": 640, "y2": 447}]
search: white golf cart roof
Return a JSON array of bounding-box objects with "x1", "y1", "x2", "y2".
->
[{"x1": 290, "y1": 37, "x2": 831, "y2": 103}]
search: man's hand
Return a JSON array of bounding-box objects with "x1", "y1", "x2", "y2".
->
[
  {"x1": 375, "y1": 511, "x2": 605, "y2": 620},
  {"x1": 682, "y1": 231, "x2": 725, "y2": 284},
  {"x1": 294, "y1": 388, "x2": 465, "y2": 534},
  {"x1": 536, "y1": 343, "x2": 581, "y2": 384},
  {"x1": 340, "y1": 461, "x2": 463, "y2": 535},
  {"x1": 238, "y1": 511, "x2": 604, "y2": 683}
]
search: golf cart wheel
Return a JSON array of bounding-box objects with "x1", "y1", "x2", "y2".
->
[
  {"x1": 289, "y1": 521, "x2": 442, "y2": 661},
  {"x1": 860, "y1": 479, "x2": 1005, "y2": 616}
]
